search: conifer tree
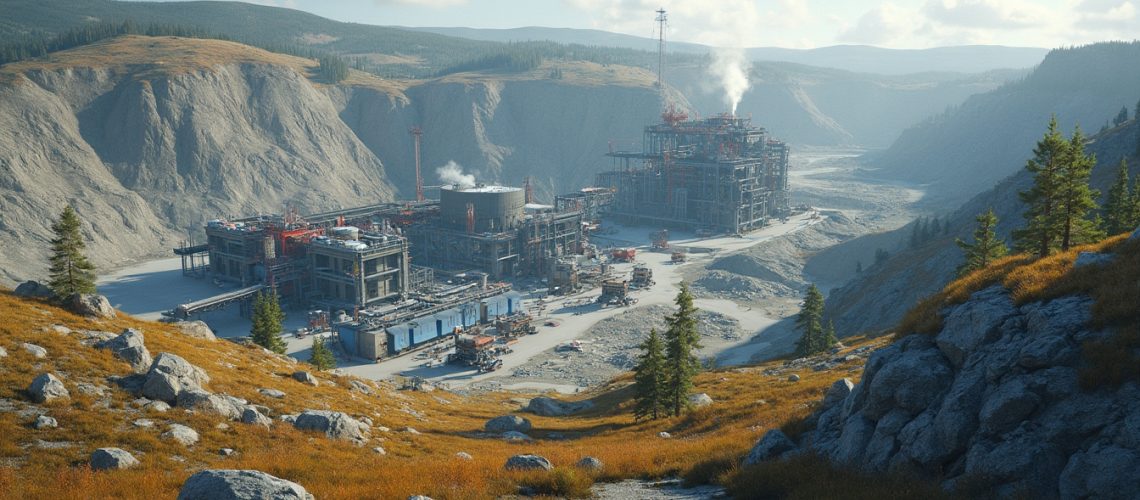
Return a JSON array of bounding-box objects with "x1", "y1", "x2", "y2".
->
[
  {"x1": 633, "y1": 328, "x2": 667, "y2": 421},
  {"x1": 956, "y1": 209, "x2": 1008, "y2": 276},
  {"x1": 1054, "y1": 127, "x2": 1103, "y2": 250},
  {"x1": 794, "y1": 285, "x2": 828, "y2": 357},
  {"x1": 663, "y1": 283, "x2": 701, "y2": 417},
  {"x1": 250, "y1": 291, "x2": 287, "y2": 354},
  {"x1": 1014, "y1": 116, "x2": 1069, "y2": 257},
  {"x1": 823, "y1": 319, "x2": 838, "y2": 348},
  {"x1": 47, "y1": 206, "x2": 97, "y2": 301},
  {"x1": 309, "y1": 336, "x2": 336, "y2": 371},
  {"x1": 1104, "y1": 159, "x2": 1136, "y2": 235}
]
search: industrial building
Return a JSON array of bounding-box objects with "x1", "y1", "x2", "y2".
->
[{"x1": 596, "y1": 112, "x2": 790, "y2": 234}]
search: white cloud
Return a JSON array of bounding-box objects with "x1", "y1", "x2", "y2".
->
[
  {"x1": 837, "y1": 3, "x2": 923, "y2": 46},
  {"x1": 922, "y1": 0, "x2": 1052, "y2": 29}
]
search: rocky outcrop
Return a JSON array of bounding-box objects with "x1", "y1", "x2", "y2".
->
[
  {"x1": 177, "y1": 390, "x2": 245, "y2": 420},
  {"x1": 13, "y1": 281, "x2": 53, "y2": 298},
  {"x1": 504, "y1": 454, "x2": 553, "y2": 471},
  {"x1": 292, "y1": 410, "x2": 368, "y2": 442},
  {"x1": 97, "y1": 328, "x2": 152, "y2": 373},
  {"x1": 177, "y1": 469, "x2": 313, "y2": 500},
  {"x1": 69, "y1": 294, "x2": 116, "y2": 319},
  {"x1": 525, "y1": 397, "x2": 592, "y2": 416},
  {"x1": 162, "y1": 424, "x2": 200, "y2": 446},
  {"x1": 754, "y1": 285, "x2": 1140, "y2": 498},
  {"x1": 485, "y1": 415, "x2": 532, "y2": 434},
  {"x1": 142, "y1": 353, "x2": 209, "y2": 403},
  {"x1": 28, "y1": 373, "x2": 69, "y2": 403},
  {"x1": 291, "y1": 371, "x2": 318, "y2": 387},
  {"x1": 176, "y1": 321, "x2": 216, "y2": 341},
  {"x1": 90, "y1": 448, "x2": 139, "y2": 470}
]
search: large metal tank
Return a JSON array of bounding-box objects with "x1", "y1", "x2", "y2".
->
[{"x1": 439, "y1": 184, "x2": 525, "y2": 232}]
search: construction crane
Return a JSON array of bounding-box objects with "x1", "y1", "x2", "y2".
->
[{"x1": 409, "y1": 126, "x2": 424, "y2": 202}]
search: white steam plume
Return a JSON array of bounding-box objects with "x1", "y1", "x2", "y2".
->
[
  {"x1": 436, "y1": 160, "x2": 476, "y2": 188},
  {"x1": 709, "y1": 48, "x2": 751, "y2": 116}
]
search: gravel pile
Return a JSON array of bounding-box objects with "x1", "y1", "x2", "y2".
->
[
  {"x1": 504, "y1": 305, "x2": 743, "y2": 388},
  {"x1": 691, "y1": 270, "x2": 800, "y2": 302}
]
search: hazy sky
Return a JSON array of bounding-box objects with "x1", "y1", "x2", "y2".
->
[{"x1": 143, "y1": 0, "x2": 1139, "y2": 49}]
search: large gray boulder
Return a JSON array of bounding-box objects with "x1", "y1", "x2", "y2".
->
[
  {"x1": 98, "y1": 328, "x2": 152, "y2": 373},
  {"x1": 142, "y1": 353, "x2": 210, "y2": 403},
  {"x1": 525, "y1": 397, "x2": 593, "y2": 416},
  {"x1": 28, "y1": 373, "x2": 69, "y2": 403},
  {"x1": 22, "y1": 343, "x2": 47, "y2": 359},
  {"x1": 90, "y1": 448, "x2": 139, "y2": 470},
  {"x1": 688, "y1": 393, "x2": 714, "y2": 408},
  {"x1": 69, "y1": 293, "x2": 116, "y2": 319},
  {"x1": 821, "y1": 379, "x2": 854, "y2": 410},
  {"x1": 292, "y1": 410, "x2": 367, "y2": 442},
  {"x1": 177, "y1": 470, "x2": 314, "y2": 500},
  {"x1": 576, "y1": 456, "x2": 604, "y2": 471},
  {"x1": 161, "y1": 424, "x2": 200, "y2": 446},
  {"x1": 13, "y1": 280, "x2": 53, "y2": 298},
  {"x1": 743, "y1": 429, "x2": 797, "y2": 465},
  {"x1": 291, "y1": 371, "x2": 318, "y2": 386},
  {"x1": 935, "y1": 286, "x2": 1014, "y2": 366},
  {"x1": 504, "y1": 454, "x2": 553, "y2": 471},
  {"x1": 241, "y1": 408, "x2": 273, "y2": 429},
  {"x1": 177, "y1": 321, "x2": 217, "y2": 341},
  {"x1": 177, "y1": 390, "x2": 244, "y2": 420},
  {"x1": 485, "y1": 415, "x2": 532, "y2": 433}
]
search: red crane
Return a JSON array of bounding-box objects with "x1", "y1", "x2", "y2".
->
[{"x1": 410, "y1": 126, "x2": 424, "y2": 202}]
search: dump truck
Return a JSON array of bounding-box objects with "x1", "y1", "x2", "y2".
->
[
  {"x1": 671, "y1": 251, "x2": 687, "y2": 264},
  {"x1": 611, "y1": 248, "x2": 637, "y2": 263},
  {"x1": 631, "y1": 265, "x2": 654, "y2": 287}
]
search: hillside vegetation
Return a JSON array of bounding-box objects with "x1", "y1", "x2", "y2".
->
[{"x1": 0, "y1": 289, "x2": 885, "y2": 498}]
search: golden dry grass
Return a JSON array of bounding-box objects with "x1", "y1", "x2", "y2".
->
[
  {"x1": 428, "y1": 59, "x2": 659, "y2": 88},
  {"x1": 0, "y1": 290, "x2": 886, "y2": 499},
  {"x1": 0, "y1": 35, "x2": 408, "y2": 96}
]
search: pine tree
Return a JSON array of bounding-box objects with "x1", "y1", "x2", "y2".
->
[
  {"x1": 309, "y1": 336, "x2": 336, "y2": 371},
  {"x1": 633, "y1": 328, "x2": 667, "y2": 421},
  {"x1": 956, "y1": 209, "x2": 1008, "y2": 276},
  {"x1": 1014, "y1": 116, "x2": 1069, "y2": 257},
  {"x1": 250, "y1": 291, "x2": 287, "y2": 354},
  {"x1": 1104, "y1": 159, "x2": 1136, "y2": 235},
  {"x1": 794, "y1": 284, "x2": 827, "y2": 357},
  {"x1": 47, "y1": 206, "x2": 97, "y2": 301},
  {"x1": 1114, "y1": 105, "x2": 1129, "y2": 127},
  {"x1": 823, "y1": 319, "x2": 838, "y2": 348},
  {"x1": 1054, "y1": 126, "x2": 1103, "y2": 250},
  {"x1": 663, "y1": 283, "x2": 701, "y2": 417}
]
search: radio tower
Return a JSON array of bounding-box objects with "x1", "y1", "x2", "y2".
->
[
  {"x1": 409, "y1": 126, "x2": 424, "y2": 202},
  {"x1": 655, "y1": 8, "x2": 667, "y2": 90}
]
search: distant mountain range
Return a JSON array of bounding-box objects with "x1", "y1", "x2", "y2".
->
[{"x1": 407, "y1": 26, "x2": 1050, "y2": 75}]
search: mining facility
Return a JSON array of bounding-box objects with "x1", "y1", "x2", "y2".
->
[{"x1": 596, "y1": 111, "x2": 790, "y2": 234}]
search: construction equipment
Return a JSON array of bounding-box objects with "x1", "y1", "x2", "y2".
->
[
  {"x1": 650, "y1": 229, "x2": 670, "y2": 250},
  {"x1": 598, "y1": 279, "x2": 630, "y2": 306},
  {"x1": 494, "y1": 314, "x2": 537, "y2": 337},
  {"x1": 631, "y1": 265, "x2": 654, "y2": 287},
  {"x1": 671, "y1": 251, "x2": 687, "y2": 264},
  {"x1": 611, "y1": 248, "x2": 637, "y2": 263},
  {"x1": 452, "y1": 335, "x2": 497, "y2": 368}
]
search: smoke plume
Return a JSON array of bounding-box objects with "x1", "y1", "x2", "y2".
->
[
  {"x1": 436, "y1": 161, "x2": 476, "y2": 188},
  {"x1": 709, "y1": 48, "x2": 751, "y2": 115}
]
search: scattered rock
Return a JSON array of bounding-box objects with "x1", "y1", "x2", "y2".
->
[
  {"x1": 787, "y1": 374, "x2": 801, "y2": 382},
  {"x1": 97, "y1": 328, "x2": 152, "y2": 374},
  {"x1": 90, "y1": 448, "x2": 139, "y2": 470},
  {"x1": 177, "y1": 469, "x2": 314, "y2": 500},
  {"x1": 28, "y1": 373, "x2": 69, "y2": 403},
  {"x1": 0, "y1": 346, "x2": 7, "y2": 357},
  {"x1": 292, "y1": 410, "x2": 368, "y2": 442},
  {"x1": 176, "y1": 321, "x2": 216, "y2": 341},
  {"x1": 292, "y1": 371, "x2": 318, "y2": 386},
  {"x1": 688, "y1": 393, "x2": 713, "y2": 408},
  {"x1": 240, "y1": 408, "x2": 272, "y2": 429},
  {"x1": 144, "y1": 401, "x2": 171, "y2": 413},
  {"x1": 219, "y1": 448, "x2": 235, "y2": 456},
  {"x1": 504, "y1": 454, "x2": 553, "y2": 471},
  {"x1": 142, "y1": 353, "x2": 210, "y2": 403},
  {"x1": 69, "y1": 293, "x2": 116, "y2": 319},
  {"x1": 13, "y1": 280, "x2": 53, "y2": 298},
  {"x1": 502, "y1": 431, "x2": 531, "y2": 442},
  {"x1": 743, "y1": 429, "x2": 797, "y2": 465},
  {"x1": 33, "y1": 415, "x2": 58, "y2": 429},
  {"x1": 485, "y1": 415, "x2": 532, "y2": 433},
  {"x1": 456, "y1": 452, "x2": 473, "y2": 461},
  {"x1": 403, "y1": 427, "x2": 421, "y2": 435},
  {"x1": 22, "y1": 343, "x2": 47, "y2": 359},
  {"x1": 258, "y1": 388, "x2": 286, "y2": 399},
  {"x1": 76, "y1": 383, "x2": 107, "y2": 397},
  {"x1": 577, "y1": 456, "x2": 604, "y2": 471},
  {"x1": 525, "y1": 397, "x2": 593, "y2": 416},
  {"x1": 162, "y1": 424, "x2": 200, "y2": 446},
  {"x1": 408, "y1": 496, "x2": 434, "y2": 500},
  {"x1": 216, "y1": 423, "x2": 231, "y2": 431},
  {"x1": 372, "y1": 446, "x2": 386, "y2": 455},
  {"x1": 133, "y1": 419, "x2": 155, "y2": 428},
  {"x1": 177, "y1": 390, "x2": 243, "y2": 420},
  {"x1": 46, "y1": 324, "x2": 72, "y2": 335},
  {"x1": 658, "y1": 431, "x2": 672, "y2": 439},
  {"x1": 349, "y1": 380, "x2": 372, "y2": 395}
]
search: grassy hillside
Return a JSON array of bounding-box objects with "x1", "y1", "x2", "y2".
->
[{"x1": 0, "y1": 288, "x2": 890, "y2": 498}]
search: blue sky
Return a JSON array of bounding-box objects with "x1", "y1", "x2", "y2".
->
[{"x1": 137, "y1": 0, "x2": 1139, "y2": 49}]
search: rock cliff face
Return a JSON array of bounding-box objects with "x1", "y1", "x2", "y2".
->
[{"x1": 756, "y1": 242, "x2": 1140, "y2": 498}]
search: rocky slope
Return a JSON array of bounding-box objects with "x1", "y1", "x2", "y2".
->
[
  {"x1": 825, "y1": 118, "x2": 1140, "y2": 336},
  {"x1": 749, "y1": 232, "x2": 1140, "y2": 498},
  {"x1": 869, "y1": 41, "x2": 1140, "y2": 204}
]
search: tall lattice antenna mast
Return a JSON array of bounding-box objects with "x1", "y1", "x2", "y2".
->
[
  {"x1": 655, "y1": 8, "x2": 667, "y2": 90},
  {"x1": 409, "y1": 126, "x2": 424, "y2": 202}
]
